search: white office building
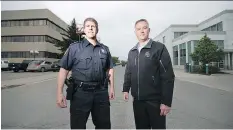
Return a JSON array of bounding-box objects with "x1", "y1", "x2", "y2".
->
[{"x1": 153, "y1": 10, "x2": 233, "y2": 70}]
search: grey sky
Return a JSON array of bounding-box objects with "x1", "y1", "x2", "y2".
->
[{"x1": 2, "y1": 1, "x2": 233, "y2": 60}]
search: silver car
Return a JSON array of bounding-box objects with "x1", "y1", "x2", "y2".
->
[{"x1": 27, "y1": 60, "x2": 52, "y2": 72}]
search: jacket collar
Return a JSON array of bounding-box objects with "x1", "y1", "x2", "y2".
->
[{"x1": 131, "y1": 38, "x2": 153, "y2": 51}]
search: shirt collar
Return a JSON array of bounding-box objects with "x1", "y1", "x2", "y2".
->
[{"x1": 83, "y1": 38, "x2": 101, "y2": 47}]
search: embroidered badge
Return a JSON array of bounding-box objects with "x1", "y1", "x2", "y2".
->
[
  {"x1": 101, "y1": 49, "x2": 106, "y2": 54},
  {"x1": 145, "y1": 51, "x2": 150, "y2": 57}
]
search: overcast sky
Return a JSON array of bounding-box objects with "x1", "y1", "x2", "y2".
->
[{"x1": 2, "y1": 1, "x2": 233, "y2": 60}]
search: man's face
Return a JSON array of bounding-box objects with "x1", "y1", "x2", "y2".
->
[
  {"x1": 84, "y1": 21, "x2": 98, "y2": 39},
  {"x1": 135, "y1": 21, "x2": 150, "y2": 41}
]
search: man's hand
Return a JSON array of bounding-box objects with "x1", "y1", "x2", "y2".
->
[
  {"x1": 109, "y1": 88, "x2": 115, "y2": 100},
  {"x1": 56, "y1": 93, "x2": 67, "y2": 108},
  {"x1": 123, "y1": 92, "x2": 129, "y2": 101},
  {"x1": 160, "y1": 104, "x2": 171, "y2": 116}
]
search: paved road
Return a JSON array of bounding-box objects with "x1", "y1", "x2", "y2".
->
[{"x1": 2, "y1": 66, "x2": 233, "y2": 129}]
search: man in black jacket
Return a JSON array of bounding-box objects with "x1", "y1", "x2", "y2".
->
[{"x1": 122, "y1": 19, "x2": 175, "y2": 129}]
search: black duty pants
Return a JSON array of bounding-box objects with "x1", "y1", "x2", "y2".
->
[
  {"x1": 133, "y1": 100, "x2": 166, "y2": 129},
  {"x1": 70, "y1": 87, "x2": 111, "y2": 129}
]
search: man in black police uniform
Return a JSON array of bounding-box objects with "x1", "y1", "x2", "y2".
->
[
  {"x1": 123, "y1": 19, "x2": 175, "y2": 129},
  {"x1": 56, "y1": 17, "x2": 115, "y2": 129}
]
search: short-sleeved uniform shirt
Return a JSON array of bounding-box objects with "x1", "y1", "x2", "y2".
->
[{"x1": 59, "y1": 38, "x2": 114, "y2": 82}]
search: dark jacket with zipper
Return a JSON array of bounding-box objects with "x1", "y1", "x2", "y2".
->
[{"x1": 123, "y1": 39, "x2": 175, "y2": 107}]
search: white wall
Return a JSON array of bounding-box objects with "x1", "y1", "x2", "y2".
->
[{"x1": 223, "y1": 13, "x2": 233, "y2": 49}]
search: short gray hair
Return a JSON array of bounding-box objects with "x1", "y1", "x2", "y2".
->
[
  {"x1": 83, "y1": 17, "x2": 99, "y2": 30},
  {"x1": 135, "y1": 19, "x2": 149, "y2": 27}
]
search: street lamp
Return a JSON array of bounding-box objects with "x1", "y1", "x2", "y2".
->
[{"x1": 30, "y1": 50, "x2": 39, "y2": 60}]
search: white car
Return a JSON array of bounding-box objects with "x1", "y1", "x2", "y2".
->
[{"x1": 1, "y1": 60, "x2": 9, "y2": 70}]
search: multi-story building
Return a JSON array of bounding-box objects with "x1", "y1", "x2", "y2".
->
[
  {"x1": 1, "y1": 9, "x2": 69, "y2": 63},
  {"x1": 153, "y1": 10, "x2": 233, "y2": 70}
]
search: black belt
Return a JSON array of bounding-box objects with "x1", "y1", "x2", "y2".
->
[{"x1": 74, "y1": 80, "x2": 106, "y2": 91}]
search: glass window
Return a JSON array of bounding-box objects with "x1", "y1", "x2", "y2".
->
[
  {"x1": 211, "y1": 25, "x2": 217, "y2": 31},
  {"x1": 1, "y1": 21, "x2": 7, "y2": 27},
  {"x1": 43, "y1": 20, "x2": 46, "y2": 25},
  {"x1": 6, "y1": 37, "x2": 12, "y2": 42},
  {"x1": 20, "y1": 21, "x2": 25, "y2": 26},
  {"x1": 2, "y1": 37, "x2": 7, "y2": 42},
  {"x1": 25, "y1": 36, "x2": 30, "y2": 42},
  {"x1": 29, "y1": 20, "x2": 34, "y2": 26},
  {"x1": 24, "y1": 21, "x2": 29, "y2": 26},
  {"x1": 15, "y1": 21, "x2": 20, "y2": 26},
  {"x1": 6, "y1": 21, "x2": 11, "y2": 27},
  {"x1": 217, "y1": 22, "x2": 223, "y2": 31},
  {"x1": 39, "y1": 20, "x2": 44, "y2": 26},
  {"x1": 33, "y1": 20, "x2": 40, "y2": 26},
  {"x1": 29, "y1": 36, "x2": 34, "y2": 42},
  {"x1": 11, "y1": 21, "x2": 16, "y2": 26},
  {"x1": 38, "y1": 36, "x2": 44, "y2": 42},
  {"x1": 19, "y1": 36, "x2": 25, "y2": 42},
  {"x1": 34, "y1": 36, "x2": 39, "y2": 42}
]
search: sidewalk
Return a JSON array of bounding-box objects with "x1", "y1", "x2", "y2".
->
[{"x1": 174, "y1": 69, "x2": 233, "y2": 92}]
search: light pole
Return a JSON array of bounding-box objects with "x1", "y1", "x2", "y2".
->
[{"x1": 30, "y1": 50, "x2": 39, "y2": 60}]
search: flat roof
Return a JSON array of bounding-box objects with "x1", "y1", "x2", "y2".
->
[{"x1": 153, "y1": 9, "x2": 233, "y2": 39}]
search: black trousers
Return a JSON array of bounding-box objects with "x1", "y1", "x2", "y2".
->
[
  {"x1": 70, "y1": 87, "x2": 111, "y2": 129},
  {"x1": 133, "y1": 100, "x2": 166, "y2": 129}
]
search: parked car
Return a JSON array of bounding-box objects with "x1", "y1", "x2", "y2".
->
[
  {"x1": 51, "y1": 60, "x2": 60, "y2": 72},
  {"x1": 12, "y1": 60, "x2": 34, "y2": 72},
  {"x1": 1, "y1": 60, "x2": 9, "y2": 71},
  {"x1": 27, "y1": 60, "x2": 52, "y2": 72},
  {"x1": 8, "y1": 63, "x2": 21, "y2": 71}
]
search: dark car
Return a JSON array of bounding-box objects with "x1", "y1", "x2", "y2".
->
[
  {"x1": 51, "y1": 60, "x2": 60, "y2": 72},
  {"x1": 8, "y1": 63, "x2": 21, "y2": 71},
  {"x1": 13, "y1": 60, "x2": 34, "y2": 72}
]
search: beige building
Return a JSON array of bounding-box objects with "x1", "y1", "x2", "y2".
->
[{"x1": 1, "y1": 9, "x2": 69, "y2": 63}]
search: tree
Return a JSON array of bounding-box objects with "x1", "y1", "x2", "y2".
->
[
  {"x1": 52, "y1": 18, "x2": 84, "y2": 58},
  {"x1": 190, "y1": 34, "x2": 224, "y2": 65},
  {"x1": 112, "y1": 56, "x2": 119, "y2": 65}
]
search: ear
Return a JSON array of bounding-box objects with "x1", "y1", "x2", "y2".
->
[
  {"x1": 148, "y1": 28, "x2": 151, "y2": 33},
  {"x1": 96, "y1": 27, "x2": 99, "y2": 34}
]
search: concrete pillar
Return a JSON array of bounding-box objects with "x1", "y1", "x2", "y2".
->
[
  {"x1": 230, "y1": 52, "x2": 233, "y2": 70},
  {"x1": 228, "y1": 53, "x2": 231, "y2": 70},
  {"x1": 178, "y1": 44, "x2": 180, "y2": 66},
  {"x1": 224, "y1": 53, "x2": 227, "y2": 69},
  {"x1": 191, "y1": 41, "x2": 194, "y2": 65}
]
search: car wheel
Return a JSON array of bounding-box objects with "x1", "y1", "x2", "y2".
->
[
  {"x1": 13, "y1": 69, "x2": 19, "y2": 72},
  {"x1": 41, "y1": 68, "x2": 45, "y2": 72}
]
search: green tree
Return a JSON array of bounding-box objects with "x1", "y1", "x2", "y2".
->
[
  {"x1": 52, "y1": 18, "x2": 84, "y2": 58},
  {"x1": 190, "y1": 34, "x2": 224, "y2": 65},
  {"x1": 112, "y1": 56, "x2": 119, "y2": 64}
]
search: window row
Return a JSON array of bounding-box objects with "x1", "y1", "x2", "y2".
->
[
  {"x1": 1, "y1": 51, "x2": 60, "y2": 59},
  {"x1": 1, "y1": 19, "x2": 67, "y2": 35},
  {"x1": 202, "y1": 22, "x2": 223, "y2": 31},
  {"x1": 174, "y1": 32, "x2": 188, "y2": 39},
  {"x1": 1, "y1": 35, "x2": 60, "y2": 43}
]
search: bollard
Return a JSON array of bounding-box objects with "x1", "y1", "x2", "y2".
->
[{"x1": 206, "y1": 64, "x2": 209, "y2": 75}]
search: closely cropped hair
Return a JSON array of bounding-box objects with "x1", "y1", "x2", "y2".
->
[
  {"x1": 83, "y1": 17, "x2": 98, "y2": 30},
  {"x1": 135, "y1": 19, "x2": 149, "y2": 27}
]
